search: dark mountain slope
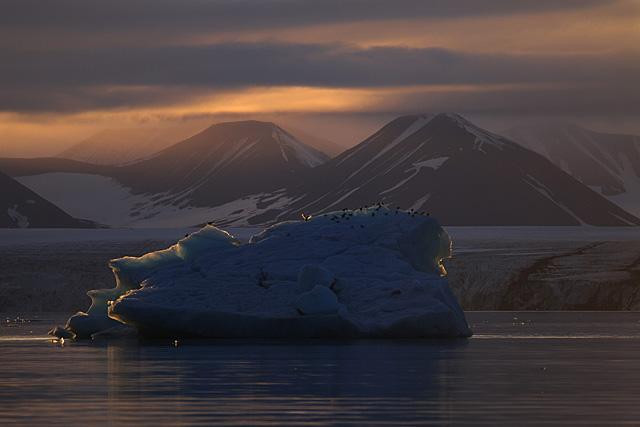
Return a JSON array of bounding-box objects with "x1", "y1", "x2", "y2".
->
[
  {"x1": 275, "y1": 114, "x2": 639, "y2": 226},
  {"x1": 0, "y1": 170, "x2": 95, "y2": 228},
  {"x1": 505, "y1": 122, "x2": 640, "y2": 216},
  {"x1": 114, "y1": 120, "x2": 328, "y2": 207}
]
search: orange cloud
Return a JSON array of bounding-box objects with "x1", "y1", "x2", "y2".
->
[{"x1": 189, "y1": 2, "x2": 639, "y2": 54}]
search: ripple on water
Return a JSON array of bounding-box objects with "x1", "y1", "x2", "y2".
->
[{"x1": 1, "y1": 311, "x2": 640, "y2": 425}]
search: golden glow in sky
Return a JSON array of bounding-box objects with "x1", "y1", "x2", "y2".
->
[{"x1": 1, "y1": 0, "x2": 638, "y2": 155}]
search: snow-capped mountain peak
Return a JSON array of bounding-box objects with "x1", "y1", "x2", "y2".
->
[
  {"x1": 341, "y1": 113, "x2": 507, "y2": 163},
  {"x1": 276, "y1": 113, "x2": 640, "y2": 226},
  {"x1": 336, "y1": 114, "x2": 434, "y2": 167},
  {"x1": 7, "y1": 115, "x2": 640, "y2": 228},
  {"x1": 271, "y1": 125, "x2": 327, "y2": 167},
  {"x1": 110, "y1": 120, "x2": 329, "y2": 209},
  {"x1": 437, "y1": 113, "x2": 507, "y2": 151}
]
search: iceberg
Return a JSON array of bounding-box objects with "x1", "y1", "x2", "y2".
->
[{"x1": 51, "y1": 206, "x2": 471, "y2": 339}]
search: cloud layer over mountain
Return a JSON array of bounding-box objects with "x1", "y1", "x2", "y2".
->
[{"x1": 1, "y1": 0, "x2": 638, "y2": 155}]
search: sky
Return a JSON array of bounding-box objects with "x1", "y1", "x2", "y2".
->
[{"x1": 1, "y1": 0, "x2": 639, "y2": 156}]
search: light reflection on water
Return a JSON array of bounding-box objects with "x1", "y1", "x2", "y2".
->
[{"x1": 1, "y1": 312, "x2": 640, "y2": 425}]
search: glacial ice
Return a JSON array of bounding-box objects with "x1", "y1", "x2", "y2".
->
[
  {"x1": 51, "y1": 206, "x2": 472, "y2": 339},
  {"x1": 295, "y1": 285, "x2": 342, "y2": 315}
]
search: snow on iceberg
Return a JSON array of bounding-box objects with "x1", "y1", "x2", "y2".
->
[{"x1": 52, "y1": 206, "x2": 472, "y2": 339}]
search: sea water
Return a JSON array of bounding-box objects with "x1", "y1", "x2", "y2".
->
[{"x1": 1, "y1": 312, "x2": 640, "y2": 425}]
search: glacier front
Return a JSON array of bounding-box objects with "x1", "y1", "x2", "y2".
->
[{"x1": 53, "y1": 206, "x2": 472, "y2": 339}]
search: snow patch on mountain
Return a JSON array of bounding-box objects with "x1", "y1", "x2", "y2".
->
[
  {"x1": 16, "y1": 173, "x2": 150, "y2": 226},
  {"x1": 606, "y1": 157, "x2": 640, "y2": 217},
  {"x1": 208, "y1": 137, "x2": 257, "y2": 173},
  {"x1": 505, "y1": 123, "x2": 640, "y2": 216},
  {"x1": 16, "y1": 172, "x2": 292, "y2": 227},
  {"x1": 381, "y1": 157, "x2": 449, "y2": 195},
  {"x1": 7, "y1": 205, "x2": 29, "y2": 228},
  {"x1": 444, "y1": 113, "x2": 506, "y2": 152},
  {"x1": 321, "y1": 188, "x2": 360, "y2": 211},
  {"x1": 414, "y1": 157, "x2": 450, "y2": 170},
  {"x1": 523, "y1": 174, "x2": 586, "y2": 225},
  {"x1": 138, "y1": 191, "x2": 293, "y2": 228},
  {"x1": 344, "y1": 115, "x2": 435, "y2": 181},
  {"x1": 272, "y1": 126, "x2": 327, "y2": 167},
  {"x1": 409, "y1": 194, "x2": 431, "y2": 211}
]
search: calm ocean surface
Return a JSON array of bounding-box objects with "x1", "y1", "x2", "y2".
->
[{"x1": 2, "y1": 312, "x2": 640, "y2": 425}]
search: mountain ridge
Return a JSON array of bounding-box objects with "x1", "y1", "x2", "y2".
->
[
  {"x1": 504, "y1": 122, "x2": 640, "y2": 216},
  {"x1": 3, "y1": 114, "x2": 640, "y2": 227},
  {"x1": 0, "y1": 170, "x2": 96, "y2": 228},
  {"x1": 113, "y1": 120, "x2": 328, "y2": 207},
  {"x1": 273, "y1": 113, "x2": 640, "y2": 226}
]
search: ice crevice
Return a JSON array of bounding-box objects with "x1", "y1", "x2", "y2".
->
[{"x1": 51, "y1": 206, "x2": 472, "y2": 339}]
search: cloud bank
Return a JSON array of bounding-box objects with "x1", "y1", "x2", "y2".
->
[{"x1": 0, "y1": 0, "x2": 638, "y2": 153}]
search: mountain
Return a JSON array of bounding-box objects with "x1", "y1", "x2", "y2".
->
[
  {"x1": 274, "y1": 113, "x2": 640, "y2": 226},
  {"x1": 1, "y1": 121, "x2": 329, "y2": 227},
  {"x1": 6, "y1": 115, "x2": 639, "y2": 227},
  {"x1": 58, "y1": 123, "x2": 343, "y2": 167},
  {"x1": 58, "y1": 124, "x2": 207, "y2": 166},
  {"x1": 112, "y1": 120, "x2": 329, "y2": 214},
  {"x1": 0, "y1": 170, "x2": 95, "y2": 228},
  {"x1": 504, "y1": 123, "x2": 640, "y2": 217},
  {"x1": 283, "y1": 125, "x2": 346, "y2": 158}
]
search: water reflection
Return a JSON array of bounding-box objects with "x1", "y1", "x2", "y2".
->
[
  {"x1": 2, "y1": 312, "x2": 640, "y2": 425},
  {"x1": 98, "y1": 340, "x2": 467, "y2": 424}
]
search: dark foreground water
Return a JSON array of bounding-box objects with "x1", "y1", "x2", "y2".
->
[{"x1": 1, "y1": 312, "x2": 640, "y2": 425}]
